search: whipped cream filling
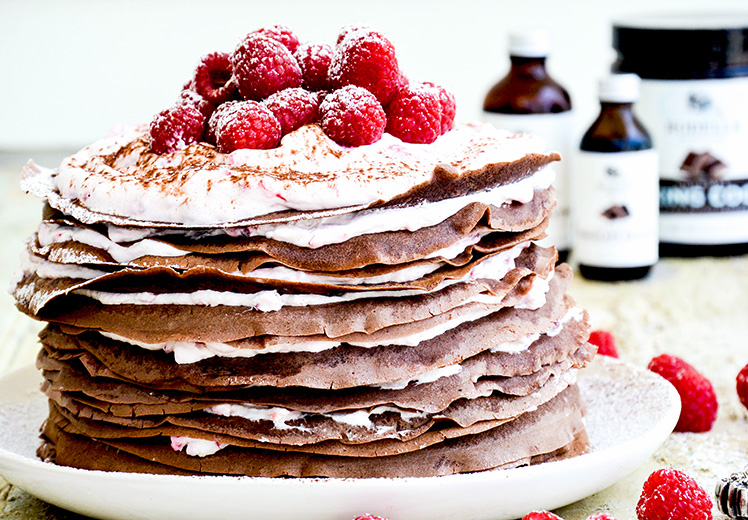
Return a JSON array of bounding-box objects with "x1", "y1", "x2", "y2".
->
[
  {"x1": 71, "y1": 242, "x2": 530, "y2": 309},
  {"x1": 99, "y1": 271, "x2": 555, "y2": 365},
  {"x1": 170, "y1": 436, "x2": 227, "y2": 457},
  {"x1": 52, "y1": 123, "x2": 553, "y2": 226},
  {"x1": 207, "y1": 403, "x2": 426, "y2": 433},
  {"x1": 243, "y1": 169, "x2": 553, "y2": 248},
  {"x1": 375, "y1": 364, "x2": 464, "y2": 391},
  {"x1": 36, "y1": 222, "x2": 485, "y2": 267},
  {"x1": 488, "y1": 306, "x2": 581, "y2": 353}
]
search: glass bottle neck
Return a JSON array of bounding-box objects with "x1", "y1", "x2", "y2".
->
[{"x1": 509, "y1": 56, "x2": 548, "y2": 79}]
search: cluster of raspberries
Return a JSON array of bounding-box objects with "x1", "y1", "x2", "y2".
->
[{"x1": 149, "y1": 24, "x2": 456, "y2": 154}]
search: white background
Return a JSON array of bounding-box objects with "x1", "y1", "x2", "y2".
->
[{"x1": 1, "y1": 0, "x2": 747, "y2": 153}]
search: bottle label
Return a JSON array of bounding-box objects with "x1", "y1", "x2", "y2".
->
[
  {"x1": 482, "y1": 111, "x2": 573, "y2": 252},
  {"x1": 638, "y1": 77, "x2": 748, "y2": 245},
  {"x1": 573, "y1": 149, "x2": 659, "y2": 267}
]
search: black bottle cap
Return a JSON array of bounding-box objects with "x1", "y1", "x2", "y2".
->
[{"x1": 613, "y1": 14, "x2": 748, "y2": 80}]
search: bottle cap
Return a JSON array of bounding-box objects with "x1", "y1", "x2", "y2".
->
[
  {"x1": 509, "y1": 29, "x2": 552, "y2": 57},
  {"x1": 598, "y1": 73, "x2": 641, "y2": 103}
]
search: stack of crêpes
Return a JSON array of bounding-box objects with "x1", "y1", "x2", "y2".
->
[{"x1": 13, "y1": 123, "x2": 594, "y2": 478}]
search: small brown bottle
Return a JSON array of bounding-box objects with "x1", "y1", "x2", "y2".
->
[
  {"x1": 483, "y1": 29, "x2": 573, "y2": 263},
  {"x1": 573, "y1": 74, "x2": 658, "y2": 281}
]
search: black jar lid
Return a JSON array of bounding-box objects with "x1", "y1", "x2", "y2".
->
[{"x1": 613, "y1": 14, "x2": 748, "y2": 80}]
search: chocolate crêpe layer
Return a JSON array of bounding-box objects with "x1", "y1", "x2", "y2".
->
[{"x1": 14, "y1": 122, "x2": 596, "y2": 477}]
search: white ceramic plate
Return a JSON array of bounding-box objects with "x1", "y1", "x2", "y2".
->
[{"x1": 0, "y1": 356, "x2": 679, "y2": 520}]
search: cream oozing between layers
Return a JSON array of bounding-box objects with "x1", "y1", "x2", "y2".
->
[{"x1": 52, "y1": 123, "x2": 552, "y2": 226}]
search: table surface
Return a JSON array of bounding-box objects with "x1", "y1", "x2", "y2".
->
[{"x1": 1, "y1": 154, "x2": 746, "y2": 520}]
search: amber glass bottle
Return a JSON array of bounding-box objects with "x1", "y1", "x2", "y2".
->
[
  {"x1": 574, "y1": 74, "x2": 658, "y2": 281},
  {"x1": 483, "y1": 30, "x2": 573, "y2": 263}
]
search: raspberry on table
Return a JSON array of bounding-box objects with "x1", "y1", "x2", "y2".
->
[
  {"x1": 263, "y1": 88, "x2": 320, "y2": 136},
  {"x1": 214, "y1": 100, "x2": 281, "y2": 152},
  {"x1": 320, "y1": 85, "x2": 386, "y2": 147},
  {"x1": 193, "y1": 52, "x2": 238, "y2": 105},
  {"x1": 329, "y1": 28, "x2": 401, "y2": 105},
  {"x1": 522, "y1": 511, "x2": 564, "y2": 520},
  {"x1": 232, "y1": 34, "x2": 302, "y2": 101},
  {"x1": 636, "y1": 468, "x2": 713, "y2": 520},
  {"x1": 647, "y1": 353, "x2": 718, "y2": 432},
  {"x1": 737, "y1": 363, "x2": 748, "y2": 411},
  {"x1": 252, "y1": 24, "x2": 300, "y2": 53},
  {"x1": 295, "y1": 42, "x2": 333, "y2": 92},
  {"x1": 149, "y1": 103, "x2": 205, "y2": 155},
  {"x1": 423, "y1": 81, "x2": 456, "y2": 134},
  {"x1": 588, "y1": 330, "x2": 619, "y2": 358},
  {"x1": 385, "y1": 83, "x2": 442, "y2": 144}
]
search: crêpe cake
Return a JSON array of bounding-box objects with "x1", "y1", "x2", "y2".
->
[{"x1": 12, "y1": 24, "x2": 596, "y2": 478}]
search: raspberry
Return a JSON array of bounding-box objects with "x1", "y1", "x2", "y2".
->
[
  {"x1": 294, "y1": 42, "x2": 333, "y2": 91},
  {"x1": 588, "y1": 330, "x2": 619, "y2": 358},
  {"x1": 206, "y1": 100, "x2": 240, "y2": 145},
  {"x1": 647, "y1": 354, "x2": 718, "y2": 433},
  {"x1": 522, "y1": 512, "x2": 564, "y2": 520},
  {"x1": 329, "y1": 29, "x2": 401, "y2": 105},
  {"x1": 263, "y1": 88, "x2": 320, "y2": 136},
  {"x1": 178, "y1": 89, "x2": 215, "y2": 119},
  {"x1": 423, "y1": 81, "x2": 456, "y2": 134},
  {"x1": 232, "y1": 34, "x2": 302, "y2": 101},
  {"x1": 193, "y1": 52, "x2": 238, "y2": 105},
  {"x1": 320, "y1": 86, "x2": 386, "y2": 147},
  {"x1": 385, "y1": 83, "x2": 442, "y2": 144},
  {"x1": 149, "y1": 103, "x2": 205, "y2": 154},
  {"x1": 252, "y1": 25, "x2": 300, "y2": 53},
  {"x1": 636, "y1": 468, "x2": 713, "y2": 520},
  {"x1": 214, "y1": 100, "x2": 281, "y2": 152},
  {"x1": 352, "y1": 516, "x2": 387, "y2": 520},
  {"x1": 588, "y1": 514, "x2": 617, "y2": 520},
  {"x1": 336, "y1": 23, "x2": 375, "y2": 44},
  {"x1": 737, "y1": 363, "x2": 748, "y2": 411}
]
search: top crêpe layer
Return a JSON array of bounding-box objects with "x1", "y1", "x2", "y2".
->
[{"x1": 27, "y1": 122, "x2": 558, "y2": 228}]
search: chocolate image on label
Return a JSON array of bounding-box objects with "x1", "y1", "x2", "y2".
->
[
  {"x1": 680, "y1": 151, "x2": 727, "y2": 181},
  {"x1": 601, "y1": 205, "x2": 630, "y2": 220}
]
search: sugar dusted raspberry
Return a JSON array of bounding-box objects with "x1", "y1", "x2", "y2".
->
[
  {"x1": 336, "y1": 23, "x2": 375, "y2": 44},
  {"x1": 149, "y1": 103, "x2": 205, "y2": 154},
  {"x1": 193, "y1": 52, "x2": 238, "y2": 105},
  {"x1": 329, "y1": 29, "x2": 401, "y2": 105},
  {"x1": 385, "y1": 83, "x2": 442, "y2": 144},
  {"x1": 253, "y1": 24, "x2": 300, "y2": 53},
  {"x1": 423, "y1": 81, "x2": 456, "y2": 134},
  {"x1": 588, "y1": 330, "x2": 619, "y2": 358},
  {"x1": 264, "y1": 88, "x2": 320, "y2": 136},
  {"x1": 647, "y1": 354, "x2": 718, "y2": 432},
  {"x1": 294, "y1": 42, "x2": 333, "y2": 91},
  {"x1": 206, "y1": 100, "x2": 240, "y2": 145},
  {"x1": 636, "y1": 468, "x2": 713, "y2": 520},
  {"x1": 232, "y1": 34, "x2": 302, "y2": 101},
  {"x1": 214, "y1": 100, "x2": 281, "y2": 152},
  {"x1": 587, "y1": 514, "x2": 618, "y2": 520},
  {"x1": 320, "y1": 85, "x2": 385, "y2": 147},
  {"x1": 737, "y1": 363, "x2": 748, "y2": 411},
  {"x1": 352, "y1": 516, "x2": 387, "y2": 520},
  {"x1": 178, "y1": 89, "x2": 215, "y2": 119},
  {"x1": 522, "y1": 512, "x2": 564, "y2": 520}
]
